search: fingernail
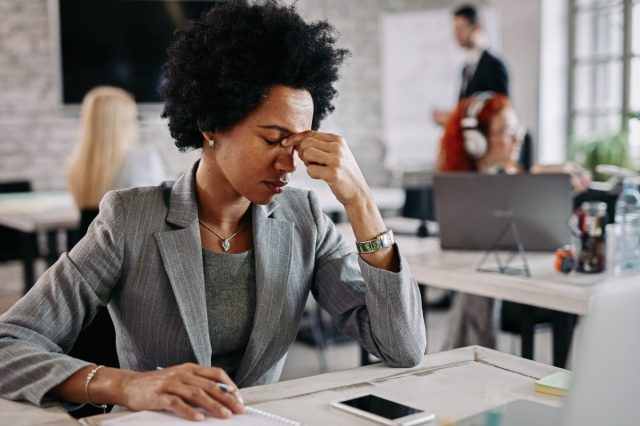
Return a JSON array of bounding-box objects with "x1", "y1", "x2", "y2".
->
[
  {"x1": 281, "y1": 138, "x2": 288, "y2": 146},
  {"x1": 195, "y1": 412, "x2": 205, "y2": 421},
  {"x1": 237, "y1": 393, "x2": 244, "y2": 404},
  {"x1": 222, "y1": 408, "x2": 232, "y2": 418}
]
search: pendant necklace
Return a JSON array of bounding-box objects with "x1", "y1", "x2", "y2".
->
[{"x1": 198, "y1": 219, "x2": 248, "y2": 252}]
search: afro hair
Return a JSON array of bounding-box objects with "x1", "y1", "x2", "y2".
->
[{"x1": 160, "y1": 0, "x2": 349, "y2": 151}]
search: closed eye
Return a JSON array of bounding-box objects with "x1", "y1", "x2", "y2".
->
[{"x1": 264, "y1": 136, "x2": 287, "y2": 145}]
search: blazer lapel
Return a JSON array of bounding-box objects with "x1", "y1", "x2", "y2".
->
[
  {"x1": 154, "y1": 162, "x2": 212, "y2": 366},
  {"x1": 234, "y1": 201, "x2": 293, "y2": 385}
]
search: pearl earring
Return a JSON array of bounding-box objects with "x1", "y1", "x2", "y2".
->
[{"x1": 208, "y1": 139, "x2": 215, "y2": 148}]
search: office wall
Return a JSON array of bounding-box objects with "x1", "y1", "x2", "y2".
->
[
  {"x1": 539, "y1": 0, "x2": 569, "y2": 164},
  {"x1": 0, "y1": 0, "x2": 545, "y2": 190},
  {"x1": 492, "y1": 0, "x2": 542, "y2": 152}
]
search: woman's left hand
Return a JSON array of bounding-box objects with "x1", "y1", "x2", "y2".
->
[
  {"x1": 564, "y1": 161, "x2": 592, "y2": 193},
  {"x1": 282, "y1": 131, "x2": 369, "y2": 206}
]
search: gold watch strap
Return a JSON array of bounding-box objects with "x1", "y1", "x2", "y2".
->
[{"x1": 355, "y1": 229, "x2": 394, "y2": 254}]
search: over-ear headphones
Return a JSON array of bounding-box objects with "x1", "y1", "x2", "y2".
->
[{"x1": 461, "y1": 91, "x2": 494, "y2": 159}]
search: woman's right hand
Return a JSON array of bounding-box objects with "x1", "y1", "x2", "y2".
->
[{"x1": 120, "y1": 363, "x2": 245, "y2": 421}]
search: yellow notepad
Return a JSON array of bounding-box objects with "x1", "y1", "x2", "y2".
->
[{"x1": 534, "y1": 371, "x2": 572, "y2": 397}]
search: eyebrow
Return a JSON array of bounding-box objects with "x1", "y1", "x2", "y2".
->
[{"x1": 257, "y1": 125, "x2": 294, "y2": 135}]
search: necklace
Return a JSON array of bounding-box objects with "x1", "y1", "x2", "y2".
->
[{"x1": 198, "y1": 219, "x2": 249, "y2": 252}]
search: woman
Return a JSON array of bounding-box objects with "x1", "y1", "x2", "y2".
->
[
  {"x1": 67, "y1": 86, "x2": 166, "y2": 229},
  {"x1": 0, "y1": 1, "x2": 426, "y2": 421},
  {"x1": 438, "y1": 92, "x2": 590, "y2": 349}
]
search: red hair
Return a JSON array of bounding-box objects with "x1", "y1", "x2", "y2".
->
[{"x1": 437, "y1": 93, "x2": 511, "y2": 171}]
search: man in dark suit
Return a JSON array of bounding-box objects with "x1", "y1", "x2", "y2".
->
[
  {"x1": 433, "y1": 4, "x2": 510, "y2": 125},
  {"x1": 455, "y1": 4, "x2": 508, "y2": 98}
]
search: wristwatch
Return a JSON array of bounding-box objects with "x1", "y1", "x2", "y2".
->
[{"x1": 356, "y1": 229, "x2": 395, "y2": 254}]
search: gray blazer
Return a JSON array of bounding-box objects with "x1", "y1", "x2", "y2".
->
[{"x1": 0, "y1": 161, "x2": 426, "y2": 405}]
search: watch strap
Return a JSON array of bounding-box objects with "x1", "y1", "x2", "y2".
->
[{"x1": 356, "y1": 229, "x2": 395, "y2": 254}]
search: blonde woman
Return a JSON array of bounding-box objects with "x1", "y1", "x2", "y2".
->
[{"x1": 67, "y1": 86, "x2": 165, "y2": 232}]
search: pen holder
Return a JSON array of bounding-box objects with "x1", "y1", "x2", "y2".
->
[{"x1": 575, "y1": 202, "x2": 607, "y2": 273}]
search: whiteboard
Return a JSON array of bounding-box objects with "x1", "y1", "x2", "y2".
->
[{"x1": 380, "y1": 8, "x2": 501, "y2": 172}]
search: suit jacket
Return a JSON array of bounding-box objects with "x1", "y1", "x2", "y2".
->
[
  {"x1": 459, "y1": 50, "x2": 509, "y2": 100},
  {"x1": 0, "y1": 160, "x2": 426, "y2": 405}
]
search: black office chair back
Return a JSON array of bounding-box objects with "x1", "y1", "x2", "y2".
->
[
  {"x1": 402, "y1": 187, "x2": 434, "y2": 221},
  {"x1": 0, "y1": 181, "x2": 37, "y2": 263}
]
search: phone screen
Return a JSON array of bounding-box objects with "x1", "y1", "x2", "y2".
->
[{"x1": 340, "y1": 394, "x2": 424, "y2": 420}]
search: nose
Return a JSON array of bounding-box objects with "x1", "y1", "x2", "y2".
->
[{"x1": 274, "y1": 145, "x2": 296, "y2": 174}]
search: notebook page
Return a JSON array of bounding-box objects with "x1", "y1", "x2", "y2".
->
[{"x1": 102, "y1": 407, "x2": 300, "y2": 426}]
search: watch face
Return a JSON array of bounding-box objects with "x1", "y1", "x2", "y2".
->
[{"x1": 380, "y1": 230, "x2": 394, "y2": 248}]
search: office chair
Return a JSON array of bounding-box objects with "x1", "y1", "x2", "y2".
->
[
  {"x1": 0, "y1": 181, "x2": 39, "y2": 284},
  {"x1": 500, "y1": 302, "x2": 551, "y2": 357},
  {"x1": 297, "y1": 299, "x2": 330, "y2": 373},
  {"x1": 401, "y1": 186, "x2": 434, "y2": 237}
]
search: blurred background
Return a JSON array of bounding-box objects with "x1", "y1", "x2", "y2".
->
[{"x1": 1, "y1": 0, "x2": 638, "y2": 190}]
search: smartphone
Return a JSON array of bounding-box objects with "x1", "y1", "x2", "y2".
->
[{"x1": 331, "y1": 393, "x2": 435, "y2": 425}]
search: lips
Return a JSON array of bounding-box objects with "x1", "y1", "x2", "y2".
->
[{"x1": 264, "y1": 181, "x2": 287, "y2": 194}]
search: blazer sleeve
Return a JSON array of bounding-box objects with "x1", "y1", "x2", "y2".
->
[
  {"x1": 0, "y1": 191, "x2": 125, "y2": 405},
  {"x1": 307, "y1": 191, "x2": 427, "y2": 367}
]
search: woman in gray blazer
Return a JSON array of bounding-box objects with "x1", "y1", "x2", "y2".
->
[{"x1": 0, "y1": 1, "x2": 426, "y2": 421}]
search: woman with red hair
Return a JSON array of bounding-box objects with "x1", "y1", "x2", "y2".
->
[
  {"x1": 438, "y1": 92, "x2": 523, "y2": 174},
  {"x1": 439, "y1": 92, "x2": 591, "y2": 349}
]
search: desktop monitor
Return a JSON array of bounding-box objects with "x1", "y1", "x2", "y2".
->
[{"x1": 434, "y1": 173, "x2": 573, "y2": 251}]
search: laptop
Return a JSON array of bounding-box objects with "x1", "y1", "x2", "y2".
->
[
  {"x1": 434, "y1": 173, "x2": 573, "y2": 251},
  {"x1": 456, "y1": 282, "x2": 640, "y2": 426}
]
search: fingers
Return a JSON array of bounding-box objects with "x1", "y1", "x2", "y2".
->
[
  {"x1": 190, "y1": 364, "x2": 238, "y2": 392},
  {"x1": 280, "y1": 130, "x2": 366, "y2": 205},
  {"x1": 282, "y1": 132, "x2": 345, "y2": 168},
  {"x1": 137, "y1": 364, "x2": 244, "y2": 421},
  {"x1": 185, "y1": 375, "x2": 244, "y2": 414},
  {"x1": 170, "y1": 385, "x2": 233, "y2": 419},
  {"x1": 297, "y1": 146, "x2": 334, "y2": 167},
  {"x1": 161, "y1": 395, "x2": 206, "y2": 421},
  {"x1": 281, "y1": 130, "x2": 341, "y2": 147}
]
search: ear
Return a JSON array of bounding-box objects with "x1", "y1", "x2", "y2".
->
[{"x1": 201, "y1": 130, "x2": 216, "y2": 142}]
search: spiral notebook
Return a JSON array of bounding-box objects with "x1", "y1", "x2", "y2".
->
[{"x1": 102, "y1": 407, "x2": 301, "y2": 426}]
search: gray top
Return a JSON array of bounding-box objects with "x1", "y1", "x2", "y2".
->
[{"x1": 202, "y1": 248, "x2": 256, "y2": 377}]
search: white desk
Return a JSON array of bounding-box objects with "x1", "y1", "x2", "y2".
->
[
  {"x1": 0, "y1": 192, "x2": 79, "y2": 233},
  {"x1": 73, "y1": 347, "x2": 562, "y2": 426},
  {"x1": 0, "y1": 192, "x2": 80, "y2": 292},
  {"x1": 339, "y1": 219, "x2": 640, "y2": 316},
  {"x1": 338, "y1": 219, "x2": 640, "y2": 366}
]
